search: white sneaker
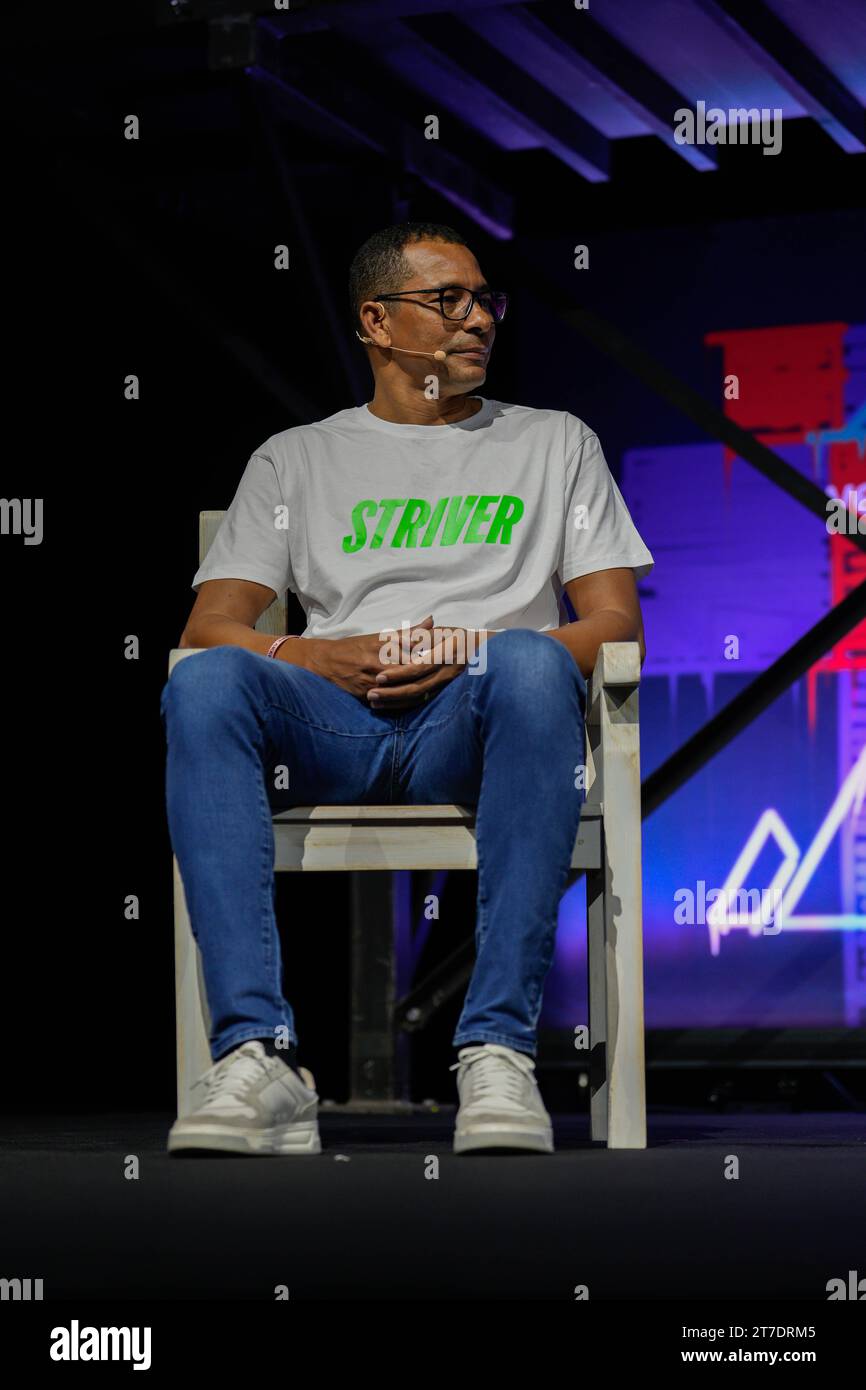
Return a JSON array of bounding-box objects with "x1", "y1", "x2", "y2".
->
[
  {"x1": 450, "y1": 1043, "x2": 554, "y2": 1154},
  {"x1": 168, "y1": 1040, "x2": 321, "y2": 1156}
]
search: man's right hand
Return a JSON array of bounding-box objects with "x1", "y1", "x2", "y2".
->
[{"x1": 288, "y1": 615, "x2": 437, "y2": 701}]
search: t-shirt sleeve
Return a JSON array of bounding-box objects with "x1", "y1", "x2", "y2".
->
[
  {"x1": 558, "y1": 419, "x2": 654, "y2": 585},
  {"x1": 191, "y1": 451, "x2": 295, "y2": 599}
]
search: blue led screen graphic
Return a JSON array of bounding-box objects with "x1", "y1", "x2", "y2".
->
[{"x1": 543, "y1": 321, "x2": 866, "y2": 1030}]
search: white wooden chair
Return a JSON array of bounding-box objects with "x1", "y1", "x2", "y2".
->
[{"x1": 168, "y1": 510, "x2": 647, "y2": 1148}]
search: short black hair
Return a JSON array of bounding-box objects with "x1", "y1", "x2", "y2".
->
[{"x1": 348, "y1": 221, "x2": 469, "y2": 334}]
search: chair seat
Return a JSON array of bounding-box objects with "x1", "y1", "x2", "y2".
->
[{"x1": 271, "y1": 803, "x2": 603, "y2": 872}]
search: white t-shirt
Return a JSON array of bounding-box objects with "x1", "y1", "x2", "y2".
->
[{"x1": 192, "y1": 396, "x2": 654, "y2": 639}]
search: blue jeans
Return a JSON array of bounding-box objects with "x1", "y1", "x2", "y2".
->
[{"x1": 159, "y1": 628, "x2": 587, "y2": 1064}]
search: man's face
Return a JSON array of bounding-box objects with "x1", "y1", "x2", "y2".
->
[{"x1": 377, "y1": 239, "x2": 496, "y2": 392}]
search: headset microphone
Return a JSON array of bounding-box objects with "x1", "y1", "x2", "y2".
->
[{"x1": 355, "y1": 330, "x2": 447, "y2": 362}]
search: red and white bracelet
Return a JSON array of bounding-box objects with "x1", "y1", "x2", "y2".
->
[{"x1": 266, "y1": 635, "x2": 300, "y2": 659}]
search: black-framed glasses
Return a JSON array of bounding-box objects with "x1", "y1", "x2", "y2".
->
[{"x1": 371, "y1": 285, "x2": 508, "y2": 323}]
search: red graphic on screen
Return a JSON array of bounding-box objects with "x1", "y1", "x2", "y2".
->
[{"x1": 704, "y1": 323, "x2": 866, "y2": 731}]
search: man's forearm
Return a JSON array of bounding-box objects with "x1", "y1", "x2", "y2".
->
[
  {"x1": 544, "y1": 611, "x2": 645, "y2": 681},
  {"x1": 179, "y1": 613, "x2": 309, "y2": 666}
]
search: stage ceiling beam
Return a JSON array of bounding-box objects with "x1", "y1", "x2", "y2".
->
[
  {"x1": 694, "y1": 0, "x2": 866, "y2": 153},
  {"x1": 506, "y1": 1, "x2": 717, "y2": 171},
  {"x1": 334, "y1": 14, "x2": 609, "y2": 182}
]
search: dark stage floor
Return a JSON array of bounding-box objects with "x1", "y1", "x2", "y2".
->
[{"x1": 2, "y1": 1111, "x2": 864, "y2": 1300}]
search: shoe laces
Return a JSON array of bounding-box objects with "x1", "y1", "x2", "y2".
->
[
  {"x1": 448, "y1": 1046, "x2": 535, "y2": 1100},
  {"x1": 198, "y1": 1043, "x2": 272, "y2": 1111}
]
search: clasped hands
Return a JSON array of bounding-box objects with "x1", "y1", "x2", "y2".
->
[{"x1": 299, "y1": 615, "x2": 492, "y2": 711}]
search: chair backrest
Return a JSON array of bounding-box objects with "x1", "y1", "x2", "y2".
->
[{"x1": 199, "y1": 509, "x2": 287, "y2": 638}]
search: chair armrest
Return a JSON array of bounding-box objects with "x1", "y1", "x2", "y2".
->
[
  {"x1": 586, "y1": 640, "x2": 641, "y2": 727},
  {"x1": 583, "y1": 640, "x2": 641, "y2": 805},
  {"x1": 168, "y1": 647, "x2": 206, "y2": 675}
]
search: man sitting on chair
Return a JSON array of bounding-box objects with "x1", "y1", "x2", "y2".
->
[{"x1": 160, "y1": 221, "x2": 653, "y2": 1158}]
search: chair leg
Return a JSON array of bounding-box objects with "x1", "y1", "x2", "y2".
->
[
  {"x1": 606, "y1": 861, "x2": 648, "y2": 1149},
  {"x1": 606, "y1": 783, "x2": 647, "y2": 1150},
  {"x1": 173, "y1": 855, "x2": 212, "y2": 1118},
  {"x1": 587, "y1": 849, "x2": 647, "y2": 1148},
  {"x1": 585, "y1": 647, "x2": 647, "y2": 1149},
  {"x1": 586, "y1": 864, "x2": 609, "y2": 1143},
  {"x1": 598, "y1": 763, "x2": 647, "y2": 1150}
]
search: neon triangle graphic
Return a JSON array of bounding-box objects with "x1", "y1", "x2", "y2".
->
[{"x1": 706, "y1": 745, "x2": 866, "y2": 953}]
